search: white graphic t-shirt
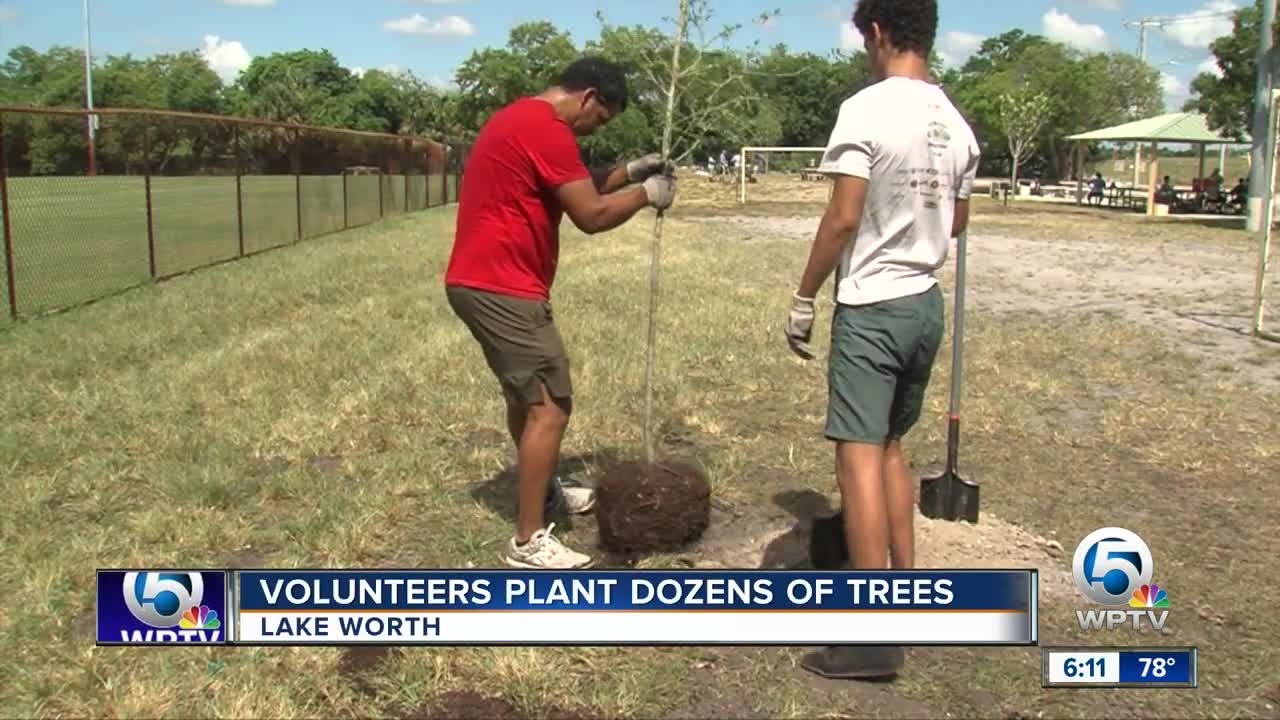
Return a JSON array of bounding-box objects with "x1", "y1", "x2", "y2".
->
[{"x1": 819, "y1": 76, "x2": 980, "y2": 307}]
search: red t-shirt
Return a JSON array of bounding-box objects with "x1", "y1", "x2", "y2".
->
[{"x1": 444, "y1": 97, "x2": 591, "y2": 301}]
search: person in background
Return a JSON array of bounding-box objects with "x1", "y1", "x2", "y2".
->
[
  {"x1": 444, "y1": 57, "x2": 677, "y2": 570},
  {"x1": 1156, "y1": 175, "x2": 1176, "y2": 206},
  {"x1": 783, "y1": 0, "x2": 979, "y2": 681},
  {"x1": 1230, "y1": 177, "x2": 1248, "y2": 210},
  {"x1": 1088, "y1": 172, "x2": 1106, "y2": 206}
]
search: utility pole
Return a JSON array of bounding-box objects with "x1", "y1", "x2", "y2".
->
[
  {"x1": 1121, "y1": 18, "x2": 1160, "y2": 186},
  {"x1": 82, "y1": 0, "x2": 97, "y2": 176},
  {"x1": 1249, "y1": 0, "x2": 1278, "y2": 232}
]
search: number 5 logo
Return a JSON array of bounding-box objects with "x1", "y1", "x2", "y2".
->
[
  {"x1": 123, "y1": 572, "x2": 204, "y2": 628},
  {"x1": 1072, "y1": 528, "x2": 1153, "y2": 606}
]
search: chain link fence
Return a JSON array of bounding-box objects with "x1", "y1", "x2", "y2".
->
[{"x1": 0, "y1": 106, "x2": 467, "y2": 322}]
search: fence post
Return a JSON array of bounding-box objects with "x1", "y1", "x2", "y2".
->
[
  {"x1": 293, "y1": 135, "x2": 302, "y2": 243},
  {"x1": 343, "y1": 169, "x2": 349, "y2": 229},
  {"x1": 144, "y1": 120, "x2": 156, "y2": 279},
  {"x1": 234, "y1": 122, "x2": 244, "y2": 258},
  {"x1": 424, "y1": 148, "x2": 432, "y2": 209},
  {"x1": 0, "y1": 112, "x2": 16, "y2": 320},
  {"x1": 403, "y1": 139, "x2": 410, "y2": 213},
  {"x1": 442, "y1": 145, "x2": 449, "y2": 206}
]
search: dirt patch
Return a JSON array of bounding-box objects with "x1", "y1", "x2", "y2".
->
[
  {"x1": 689, "y1": 492, "x2": 1075, "y2": 599},
  {"x1": 458, "y1": 427, "x2": 506, "y2": 453},
  {"x1": 596, "y1": 460, "x2": 711, "y2": 553},
  {"x1": 248, "y1": 455, "x2": 290, "y2": 478},
  {"x1": 306, "y1": 454, "x2": 345, "y2": 476},
  {"x1": 336, "y1": 646, "x2": 400, "y2": 696},
  {"x1": 395, "y1": 690, "x2": 599, "y2": 720},
  {"x1": 72, "y1": 608, "x2": 96, "y2": 641},
  {"x1": 223, "y1": 544, "x2": 271, "y2": 569}
]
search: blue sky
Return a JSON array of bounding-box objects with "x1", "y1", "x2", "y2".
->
[{"x1": 0, "y1": 0, "x2": 1246, "y2": 109}]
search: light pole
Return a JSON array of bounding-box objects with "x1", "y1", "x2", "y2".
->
[
  {"x1": 82, "y1": 0, "x2": 97, "y2": 176},
  {"x1": 1249, "y1": 0, "x2": 1278, "y2": 232}
]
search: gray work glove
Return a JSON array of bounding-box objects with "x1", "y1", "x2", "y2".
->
[
  {"x1": 627, "y1": 153, "x2": 676, "y2": 183},
  {"x1": 785, "y1": 292, "x2": 816, "y2": 360},
  {"x1": 643, "y1": 174, "x2": 677, "y2": 211}
]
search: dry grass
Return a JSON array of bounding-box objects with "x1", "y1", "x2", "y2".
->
[{"x1": 1, "y1": 184, "x2": 1278, "y2": 718}]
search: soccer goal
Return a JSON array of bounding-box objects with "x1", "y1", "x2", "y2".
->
[
  {"x1": 738, "y1": 146, "x2": 831, "y2": 205},
  {"x1": 1255, "y1": 91, "x2": 1280, "y2": 342}
]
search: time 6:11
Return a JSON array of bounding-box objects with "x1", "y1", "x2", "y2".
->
[{"x1": 1063, "y1": 657, "x2": 1105, "y2": 678}]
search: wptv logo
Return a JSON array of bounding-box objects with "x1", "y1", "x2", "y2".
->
[
  {"x1": 1072, "y1": 527, "x2": 1171, "y2": 632},
  {"x1": 97, "y1": 571, "x2": 226, "y2": 645}
]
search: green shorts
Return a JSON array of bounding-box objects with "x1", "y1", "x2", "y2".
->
[
  {"x1": 825, "y1": 284, "x2": 945, "y2": 444},
  {"x1": 446, "y1": 285, "x2": 573, "y2": 406}
]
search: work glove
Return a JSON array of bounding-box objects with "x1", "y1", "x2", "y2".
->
[
  {"x1": 627, "y1": 153, "x2": 676, "y2": 183},
  {"x1": 785, "y1": 291, "x2": 816, "y2": 360},
  {"x1": 643, "y1": 174, "x2": 677, "y2": 211}
]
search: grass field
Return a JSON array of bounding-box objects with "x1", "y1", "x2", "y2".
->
[
  {"x1": 0, "y1": 173, "x2": 458, "y2": 321},
  {"x1": 1, "y1": 177, "x2": 1278, "y2": 719}
]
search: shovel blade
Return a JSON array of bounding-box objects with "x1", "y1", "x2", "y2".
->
[{"x1": 918, "y1": 468, "x2": 980, "y2": 523}]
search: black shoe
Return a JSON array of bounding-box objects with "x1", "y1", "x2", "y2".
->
[
  {"x1": 800, "y1": 645, "x2": 904, "y2": 680},
  {"x1": 808, "y1": 512, "x2": 850, "y2": 569}
]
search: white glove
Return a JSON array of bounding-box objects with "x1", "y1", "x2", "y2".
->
[
  {"x1": 627, "y1": 153, "x2": 675, "y2": 183},
  {"x1": 784, "y1": 292, "x2": 816, "y2": 360},
  {"x1": 643, "y1": 174, "x2": 677, "y2": 211}
]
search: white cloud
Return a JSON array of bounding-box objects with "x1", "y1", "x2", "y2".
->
[
  {"x1": 1162, "y1": 1, "x2": 1238, "y2": 49},
  {"x1": 938, "y1": 31, "x2": 985, "y2": 67},
  {"x1": 839, "y1": 21, "x2": 862, "y2": 52},
  {"x1": 427, "y1": 74, "x2": 457, "y2": 90},
  {"x1": 200, "y1": 35, "x2": 251, "y2": 82},
  {"x1": 1160, "y1": 71, "x2": 1189, "y2": 99},
  {"x1": 383, "y1": 13, "x2": 475, "y2": 37},
  {"x1": 1197, "y1": 56, "x2": 1223, "y2": 77},
  {"x1": 1043, "y1": 8, "x2": 1108, "y2": 52},
  {"x1": 0, "y1": 6, "x2": 16, "y2": 23},
  {"x1": 354, "y1": 64, "x2": 404, "y2": 78},
  {"x1": 221, "y1": 0, "x2": 275, "y2": 6},
  {"x1": 1083, "y1": 0, "x2": 1122, "y2": 10}
]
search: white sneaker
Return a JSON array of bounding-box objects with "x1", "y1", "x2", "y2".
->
[
  {"x1": 545, "y1": 475, "x2": 596, "y2": 516},
  {"x1": 502, "y1": 524, "x2": 595, "y2": 569}
]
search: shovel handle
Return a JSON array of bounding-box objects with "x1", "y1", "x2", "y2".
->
[
  {"x1": 948, "y1": 229, "x2": 966, "y2": 419},
  {"x1": 943, "y1": 230, "x2": 966, "y2": 473}
]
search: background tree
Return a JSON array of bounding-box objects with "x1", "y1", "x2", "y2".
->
[
  {"x1": 1185, "y1": 0, "x2": 1280, "y2": 140},
  {"x1": 997, "y1": 88, "x2": 1051, "y2": 188}
]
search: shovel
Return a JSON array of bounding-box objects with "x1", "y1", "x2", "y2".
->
[{"x1": 918, "y1": 229, "x2": 980, "y2": 523}]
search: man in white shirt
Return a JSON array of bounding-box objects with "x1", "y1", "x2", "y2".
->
[{"x1": 783, "y1": 0, "x2": 980, "y2": 680}]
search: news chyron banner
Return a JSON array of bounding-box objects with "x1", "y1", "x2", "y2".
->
[{"x1": 98, "y1": 569, "x2": 1038, "y2": 646}]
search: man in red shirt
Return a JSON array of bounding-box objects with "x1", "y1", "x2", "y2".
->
[{"x1": 445, "y1": 57, "x2": 677, "y2": 569}]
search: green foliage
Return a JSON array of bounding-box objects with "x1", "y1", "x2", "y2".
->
[
  {"x1": 1184, "y1": 0, "x2": 1278, "y2": 140},
  {"x1": 947, "y1": 30, "x2": 1163, "y2": 180},
  {"x1": 751, "y1": 46, "x2": 872, "y2": 147}
]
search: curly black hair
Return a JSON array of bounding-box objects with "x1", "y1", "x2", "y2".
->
[
  {"x1": 556, "y1": 56, "x2": 629, "y2": 113},
  {"x1": 852, "y1": 0, "x2": 938, "y2": 56}
]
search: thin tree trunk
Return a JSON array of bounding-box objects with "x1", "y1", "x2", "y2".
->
[{"x1": 642, "y1": 0, "x2": 690, "y2": 466}]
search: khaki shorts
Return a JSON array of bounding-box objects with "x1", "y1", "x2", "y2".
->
[
  {"x1": 825, "y1": 284, "x2": 944, "y2": 444},
  {"x1": 446, "y1": 285, "x2": 573, "y2": 406}
]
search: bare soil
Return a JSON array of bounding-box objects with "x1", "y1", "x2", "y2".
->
[{"x1": 596, "y1": 459, "x2": 711, "y2": 554}]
